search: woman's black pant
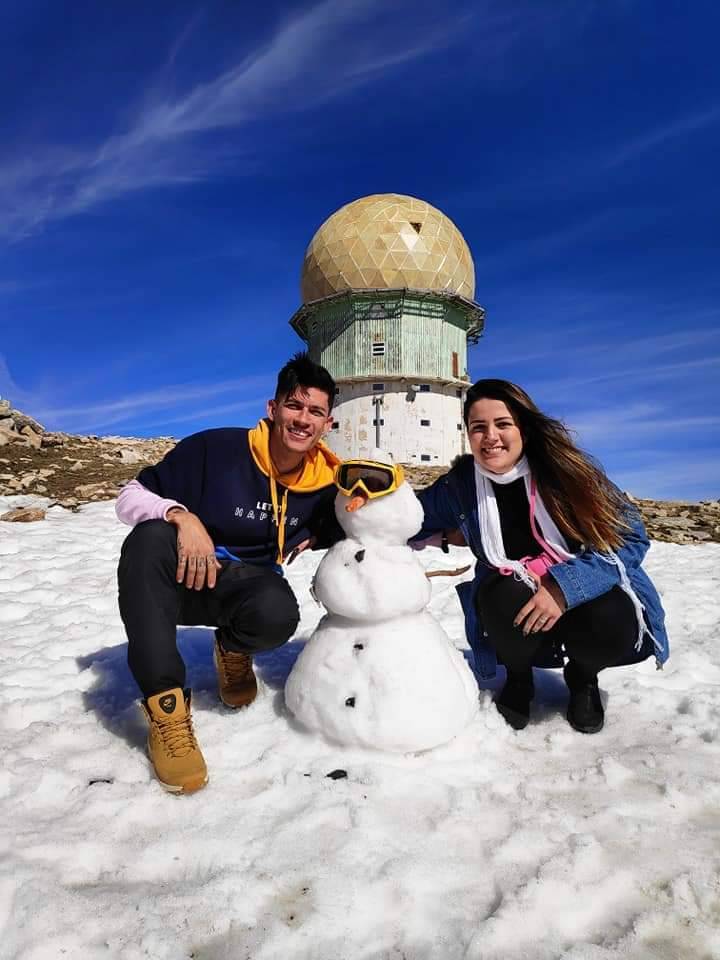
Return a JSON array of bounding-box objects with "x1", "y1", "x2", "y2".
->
[
  {"x1": 118, "y1": 520, "x2": 300, "y2": 698},
  {"x1": 475, "y1": 572, "x2": 643, "y2": 683}
]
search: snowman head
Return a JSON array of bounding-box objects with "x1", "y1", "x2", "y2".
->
[{"x1": 333, "y1": 451, "x2": 424, "y2": 545}]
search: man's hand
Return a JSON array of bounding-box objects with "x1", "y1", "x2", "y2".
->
[
  {"x1": 514, "y1": 572, "x2": 567, "y2": 635},
  {"x1": 166, "y1": 509, "x2": 221, "y2": 590},
  {"x1": 287, "y1": 536, "x2": 317, "y2": 564}
]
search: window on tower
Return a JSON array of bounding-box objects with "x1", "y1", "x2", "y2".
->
[
  {"x1": 421, "y1": 454, "x2": 431, "y2": 462},
  {"x1": 372, "y1": 341, "x2": 385, "y2": 357},
  {"x1": 420, "y1": 419, "x2": 431, "y2": 427}
]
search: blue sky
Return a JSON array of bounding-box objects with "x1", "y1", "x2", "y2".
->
[{"x1": 1, "y1": 0, "x2": 719, "y2": 500}]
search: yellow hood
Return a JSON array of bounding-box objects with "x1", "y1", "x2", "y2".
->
[{"x1": 247, "y1": 418, "x2": 340, "y2": 562}]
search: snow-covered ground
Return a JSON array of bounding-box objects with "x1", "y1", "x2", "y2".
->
[{"x1": 1, "y1": 497, "x2": 719, "y2": 960}]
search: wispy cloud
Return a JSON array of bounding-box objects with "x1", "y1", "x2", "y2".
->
[
  {"x1": 1, "y1": 0, "x2": 608, "y2": 243},
  {"x1": 457, "y1": 101, "x2": 720, "y2": 218},
  {"x1": 612, "y1": 455, "x2": 720, "y2": 501},
  {"x1": 2, "y1": 356, "x2": 274, "y2": 433},
  {"x1": 569, "y1": 402, "x2": 720, "y2": 446},
  {"x1": 532, "y1": 353, "x2": 720, "y2": 405},
  {"x1": 478, "y1": 209, "x2": 624, "y2": 274},
  {"x1": 0, "y1": 0, "x2": 472, "y2": 242},
  {"x1": 479, "y1": 313, "x2": 720, "y2": 389},
  {"x1": 603, "y1": 103, "x2": 720, "y2": 169},
  {"x1": 135, "y1": 397, "x2": 270, "y2": 434},
  {"x1": 35, "y1": 374, "x2": 274, "y2": 431}
]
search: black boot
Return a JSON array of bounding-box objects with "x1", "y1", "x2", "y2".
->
[
  {"x1": 564, "y1": 661, "x2": 604, "y2": 734},
  {"x1": 495, "y1": 669, "x2": 534, "y2": 730}
]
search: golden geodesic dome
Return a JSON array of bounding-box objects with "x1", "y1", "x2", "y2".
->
[{"x1": 300, "y1": 194, "x2": 475, "y2": 303}]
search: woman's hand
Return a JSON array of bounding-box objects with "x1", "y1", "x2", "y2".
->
[
  {"x1": 514, "y1": 572, "x2": 567, "y2": 635},
  {"x1": 167, "y1": 509, "x2": 221, "y2": 590},
  {"x1": 445, "y1": 528, "x2": 467, "y2": 547}
]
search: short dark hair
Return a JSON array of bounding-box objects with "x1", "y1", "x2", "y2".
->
[{"x1": 275, "y1": 351, "x2": 336, "y2": 411}]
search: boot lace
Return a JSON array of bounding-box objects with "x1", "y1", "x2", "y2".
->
[
  {"x1": 155, "y1": 712, "x2": 198, "y2": 758},
  {"x1": 219, "y1": 648, "x2": 253, "y2": 685}
]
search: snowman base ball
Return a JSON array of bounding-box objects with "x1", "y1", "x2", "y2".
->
[{"x1": 285, "y1": 611, "x2": 478, "y2": 753}]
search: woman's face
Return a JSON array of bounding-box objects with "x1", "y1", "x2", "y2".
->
[{"x1": 467, "y1": 398, "x2": 524, "y2": 474}]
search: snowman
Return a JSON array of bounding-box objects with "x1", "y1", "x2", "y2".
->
[{"x1": 285, "y1": 453, "x2": 478, "y2": 753}]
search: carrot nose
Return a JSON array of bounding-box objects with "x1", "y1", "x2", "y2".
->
[{"x1": 345, "y1": 490, "x2": 369, "y2": 512}]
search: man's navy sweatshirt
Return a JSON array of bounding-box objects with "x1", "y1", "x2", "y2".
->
[{"x1": 137, "y1": 428, "x2": 341, "y2": 565}]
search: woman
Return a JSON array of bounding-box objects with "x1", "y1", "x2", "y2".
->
[{"x1": 415, "y1": 379, "x2": 668, "y2": 734}]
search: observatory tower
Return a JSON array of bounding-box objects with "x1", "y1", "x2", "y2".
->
[{"x1": 289, "y1": 194, "x2": 484, "y2": 466}]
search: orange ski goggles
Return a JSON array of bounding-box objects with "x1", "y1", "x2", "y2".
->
[{"x1": 334, "y1": 459, "x2": 405, "y2": 499}]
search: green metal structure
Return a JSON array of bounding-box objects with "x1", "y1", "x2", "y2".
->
[{"x1": 290, "y1": 288, "x2": 485, "y2": 382}]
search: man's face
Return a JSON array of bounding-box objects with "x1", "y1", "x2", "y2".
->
[{"x1": 267, "y1": 386, "x2": 333, "y2": 459}]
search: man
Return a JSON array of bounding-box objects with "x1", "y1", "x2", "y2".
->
[{"x1": 116, "y1": 352, "x2": 340, "y2": 794}]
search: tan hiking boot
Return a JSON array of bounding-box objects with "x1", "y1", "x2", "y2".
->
[
  {"x1": 141, "y1": 688, "x2": 208, "y2": 794},
  {"x1": 214, "y1": 634, "x2": 258, "y2": 708}
]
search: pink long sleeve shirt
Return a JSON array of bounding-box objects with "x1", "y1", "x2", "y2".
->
[{"x1": 115, "y1": 479, "x2": 187, "y2": 526}]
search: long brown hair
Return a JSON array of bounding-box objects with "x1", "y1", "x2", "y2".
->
[{"x1": 463, "y1": 379, "x2": 628, "y2": 551}]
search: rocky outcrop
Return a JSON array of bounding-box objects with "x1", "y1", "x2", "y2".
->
[
  {"x1": 0, "y1": 399, "x2": 174, "y2": 509},
  {"x1": 625, "y1": 494, "x2": 720, "y2": 545},
  {"x1": 0, "y1": 401, "x2": 717, "y2": 542}
]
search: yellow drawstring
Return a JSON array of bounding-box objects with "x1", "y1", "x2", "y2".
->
[
  {"x1": 268, "y1": 473, "x2": 289, "y2": 564},
  {"x1": 247, "y1": 419, "x2": 340, "y2": 565}
]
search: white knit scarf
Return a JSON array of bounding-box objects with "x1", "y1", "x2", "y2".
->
[
  {"x1": 473, "y1": 456, "x2": 648, "y2": 650},
  {"x1": 474, "y1": 456, "x2": 574, "y2": 592}
]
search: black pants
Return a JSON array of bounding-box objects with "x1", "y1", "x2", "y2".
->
[
  {"x1": 117, "y1": 520, "x2": 300, "y2": 697},
  {"x1": 476, "y1": 572, "x2": 644, "y2": 683}
]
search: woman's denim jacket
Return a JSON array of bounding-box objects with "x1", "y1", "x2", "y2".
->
[{"x1": 414, "y1": 456, "x2": 669, "y2": 680}]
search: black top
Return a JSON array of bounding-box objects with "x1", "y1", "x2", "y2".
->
[{"x1": 491, "y1": 478, "x2": 542, "y2": 561}]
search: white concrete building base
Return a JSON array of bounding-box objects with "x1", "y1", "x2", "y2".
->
[{"x1": 326, "y1": 378, "x2": 467, "y2": 466}]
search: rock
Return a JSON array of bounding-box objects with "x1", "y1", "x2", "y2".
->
[
  {"x1": 10, "y1": 411, "x2": 44, "y2": 433},
  {"x1": 1, "y1": 507, "x2": 46, "y2": 522},
  {"x1": 75, "y1": 481, "x2": 116, "y2": 500},
  {"x1": 115, "y1": 448, "x2": 146, "y2": 464},
  {"x1": 20, "y1": 425, "x2": 43, "y2": 448},
  {"x1": 41, "y1": 433, "x2": 65, "y2": 448}
]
